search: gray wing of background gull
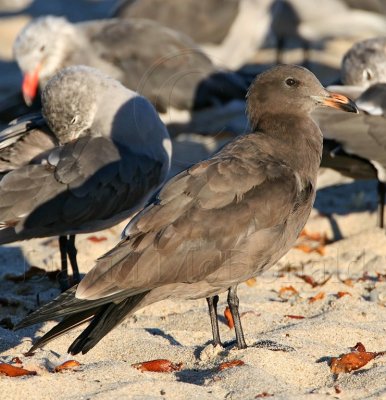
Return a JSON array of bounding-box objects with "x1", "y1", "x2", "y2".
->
[
  {"x1": 15, "y1": 65, "x2": 358, "y2": 354},
  {"x1": 12, "y1": 17, "x2": 247, "y2": 115},
  {"x1": 110, "y1": 0, "x2": 272, "y2": 69},
  {"x1": 0, "y1": 113, "x2": 57, "y2": 174}
]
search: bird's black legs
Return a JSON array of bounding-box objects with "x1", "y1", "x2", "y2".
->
[
  {"x1": 206, "y1": 295, "x2": 222, "y2": 347},
  {"x1": 67, "y1": 235, "x2": 81, "y2": 284},
  {"x1": 57, "y1": 235, "x2": 80, "y2": 291},
  {"x1": 58, "y1": 235, "x2": 69, "y2": 291},
  {"x1": 377, "y1": 181, "x2": 385, "y2": 229},
  {"x1": 227, "y1": 285, "x2": 247, "y2": 349}
]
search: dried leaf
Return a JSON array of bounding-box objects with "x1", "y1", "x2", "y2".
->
[
  {"x1": 337, "y1": 291, "x2": 351, "y2": 299},
  {"x1": 352, "y1": 342, "x2": 366, "y2": 353},
  {"x1": 54, "y1": 360, "x2": 81, "y2": 373},
  {"x1": 309, "y1": 291, "x2": 325, "y2": 303},
  {"x1": 218, "y1": 360, "x2": 245, "y2": 371},
  {"x1": 339, "y1": 278, "x2": 354, "y2": 287},
  {"x1": 255, "y1": 393, "x2": 273, "y2": 398},
  {"x1": 87, "y1": 235, "x2": 107, "y2": 243},
  {"x1": 278, "y1": 285, "x2": 298, "y2": 299},
  {"x1": 5, "y1": 266, "x2": 59, "y2": 282},
  {"x1": 334, "y1": 385, "x2": 342, "y2": 394},
  {"x1": 224, "y1": 307, "x2": 234, "y2": 329},
  {"x1": 294, "y1": 244, "x2": 314, "y2": 253},
  {"x1": 330, "y1": 343, "x2": 385, "y2": 374},
  {"x1": 0, "y1": 363, "x2": 36, "y2": 377},
  {"x1": 245, "y1": 278, "x2": 257, "y2": 287},
  {"x1": 11, "y1": 357, "x2": 22, "y2": 364},
  {"x1": 297, "y1": 274, "x2": 331, "y2": 288},
  {"x1": 284, "y1": 314, "x2": 305, "y2": 319},
  {"x1": 132, "y1": 359, "x2": 183, "y2": 373}
]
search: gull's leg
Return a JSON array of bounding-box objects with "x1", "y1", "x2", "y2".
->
[
  {"x1": 58, "y1": 235, "x2": 69, "y2": 291},
  {"x1": 206, "y1": 295, "x2": 222, "y2": 347},
  {"x1": 67, "y1": 235, "x2": 81, "y2": 284},
  {"x1": 377, "y1": 181, "x2": 385, "y2": 229},
  {"x1": 227, "y1": 285, "x2": 247, "y2": 349}
]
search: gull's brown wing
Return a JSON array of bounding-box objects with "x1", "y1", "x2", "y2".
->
[{"x1": 77, "y1": 133, "x2": 308, "y2": 300}]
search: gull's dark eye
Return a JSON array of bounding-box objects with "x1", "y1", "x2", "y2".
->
[{"x1": 285, "y1": 78, "x2": 297, "y2": 87}]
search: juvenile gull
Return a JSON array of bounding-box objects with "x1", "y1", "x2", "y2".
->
[
  {"x1": 13, "y1": 16, "x2": 247, "y2": 113},
  {"x1": 16, "y1": 65, "x2": 357, "y2": 354},
  {"x1": 0, "y1": 65, "x2": 171, "y2": 288}
]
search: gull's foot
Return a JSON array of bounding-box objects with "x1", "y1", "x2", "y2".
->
[{"x1": 253, "y1": 339, "x2": 295, "y2": 352}]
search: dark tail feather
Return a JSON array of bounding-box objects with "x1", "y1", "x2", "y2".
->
[
  {"x1": 15, "y1": 286, "x2": 129, "y2": 330},
  {"x1": 28, "y1": 306, "x2": 101, "y2": 353},
  {"x1": 68, "y1": 292, "x2": 148, "y2": 355}
]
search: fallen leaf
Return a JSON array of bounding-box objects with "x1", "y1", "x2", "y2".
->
[
  {"x1": 337, "y1": 291, "x2": 351, "y2": 299},
  {"x1": 297, "y1": 274, "x2": 331, "y2": 288},
  {"x1": 294, "y1": 244, "x2": 314, "y2": 253},
  {"x1": 132, "y1": 359, "x2": 183, "y2": 373},
  {"x1": 218, "y1": 360, "x2": 245, "y2": 371},
  {"x1": 224, "y1": 307, "x2": 234, "y2": 329},
  {"x1": 284, "y1": 315, "x2": 305, "y2": 319},
  {"x1": 339, "y1": 278, "x2": 354, "y2": 287},
  {"x1": 330, "y1": 343, "x2": 385, "y2": 374},
  {"x1": 54, "y1": 360, "x2": 81, "y2": 373},
  {"x1": 352, "y1": 342, "x2": 366, "y2": 353},
  {"x1": 5, "y1": 266, "x2": 59, "y2": 282},
  {"x1": 87, "y1": 235, "x2": 107, "y2": 243},
  {"x1": 245, "y1": 278, "x2": 257, "y2": 287},
  {"x1": 10, "y1": 357, "x2": 22, "y2": 364},
  {"x1": 278, "y1": 285, "x2": 299, "y2": 299},
  {"x1": 0, "y1": 363, "x2": 36, "y2": 377},
  {"x1": 309, "y1": 291, "x2": 325, "y2": 303},
  {"x1": 255, "y1": 392, "x2": 273, "y2": 398},
  {"x1": 334, "y1": 385, "x2": 342, "y2": 394}
]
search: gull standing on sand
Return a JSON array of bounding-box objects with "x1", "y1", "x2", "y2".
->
[
  {"x1": 16, "y1": 65, "x2": 358, "y2": 354},
  {"x1": 0, "y1": 65, "x2": 171, "y2": 289}
]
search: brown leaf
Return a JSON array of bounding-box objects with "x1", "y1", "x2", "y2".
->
[
  {"x1": 224, "y1": 307, "x2": 234, "y2": 329},
  {"x1": 297, "y1": 274, "x2": 331, "y2": 288},
  {"x1": 255, "y1": 393, "x2": 273, "y2": 398},
  {"x1": 339, "y1": 278, "x2": 354, "y2": 287},
  {"x1": 245, "y1": 278, "x2": 257, "y2": 287},
  {"x1": 330, "y1": 344, "x2": 385, "y2": 374},
  {"x1": 218, "y1": 360, "x2": 245, "y2": 371},
  {"x1": 5, "y1": 266, "x2": 59, "y2": 282},
  {"x1": 309, "y1": 291, "x2": 325, "y2": 303},
  {"x1": 0, "y1": 363, "x2": 36, "y2": 377},
  {"x1": 87, "y1": 235, "x2": 107, "y2": 243},
  {"x1": 132, "y1": 359, "x2": 183, "y2": 373},
  {"x1": 54, "y1": 360, "x2": 81, "y2": 373},
  {"x1": 11, "y1": 357, "x2": 22, "y2": 364},
  {"x1": 337, "y1": 291, "x2": 351, "y2": 299},
  {"x1": 284, "y1": 315, "x2": 305, "y2": 319},
  {"x1": 278, "y1": 285, "x2": 299, "y2": 299},
  {"x1": 294, "y1": 244, "x2": 314, "y2": 253},
  {"x1": 352, "y1": 342, "x2": 366, "y2": 353},
  {"x1": 334, "y1": 385, "x2": 342, "y2": 394}
]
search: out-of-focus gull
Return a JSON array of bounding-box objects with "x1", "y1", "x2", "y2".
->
[
  {"x1": 12, "y1": 16, "x2": 247, "y2": 114},
  {"x1": 15, "y1": 65, "x2": 357, "y2": 354}
]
